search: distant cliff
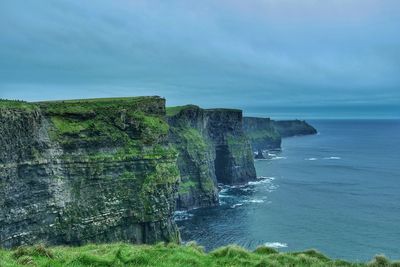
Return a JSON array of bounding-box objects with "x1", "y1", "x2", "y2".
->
[
  {"x1": 243, "y1": 117, "x2": 281, "y2": 151},
  {"x1": 0, "y1": 97, "x2": 180, "y2": 248},
  {"x1": 243, "y1": 117, "x2": 317, "y2": 153},
  {"x1": 167, "y1": 105, "x2": 256, "y2": 210},
  {"x1": 272, "y1": 120, "x2": 317, "y2": 137}
]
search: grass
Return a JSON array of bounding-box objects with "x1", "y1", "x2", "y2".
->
[
  {"x1": 0, "y1": 99, "x2": 37, "y2": 111},
  {"x1": 0, "y1": 243, "x2": 398, "y2": 267},
  {"x1": 166, "y1": 105, "x2": 198, "y2": 116},
  {"x1": 39, "y1": 96, "x2": 172, "y2": 158},
  {"x1": 246, "y1": 129, "x2": 280, "y2": 140}
]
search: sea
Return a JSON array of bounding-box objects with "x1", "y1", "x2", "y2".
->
[{"x1": 175, "y1": 120, "x2": 400, "y2": 262}]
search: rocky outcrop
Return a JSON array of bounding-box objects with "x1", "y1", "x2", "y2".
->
[
  {"x1": 0, "y1": 97, "x2": 180, "y2": 248},
  {"x1": 243, "y1": 117, "x2": 281, "y2": 151},
  {"x1": 168, "y1": 105, "x2": 256, "y2": 210},
  {"x1": 272, "y1": 120, "x2": 317, "y2": 137}
]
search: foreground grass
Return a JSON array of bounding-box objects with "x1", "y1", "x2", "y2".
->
[{"x1": 0, "y1": 243, "x2": 399, "y2": 267}]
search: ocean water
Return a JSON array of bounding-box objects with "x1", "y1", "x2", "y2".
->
[{"x1": 176, "y1": 120, "x2": 400, "y2": 261}]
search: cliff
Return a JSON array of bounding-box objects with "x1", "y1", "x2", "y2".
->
[
  {"x1": 167, "y1": 105, "x2": 256, "y2": 210},
  {"x1": 0, "y1": 97, "x2": 180, "y2": 248},
  {"x1": 243, "y1": 117, "x2": 317, "y2": 154},
  {"x1": 272, "y1": 120, "x2": 317, "y2": 137},
  {"x1": 243, "y1": 117, "x2": 281, "y2": 151}
]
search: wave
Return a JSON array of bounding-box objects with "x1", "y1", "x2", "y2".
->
[
  {"x1": 248, "y1": 177, "x2": 275, "y2": 186},
  {"x1": 305, "y1": 157, "x2": 318, "y2": 161},
  {"x1": 324, "y1": 156, "x2": 341, "y2": 160},
  {"x1": 243, "y1": 199, "x2": 265, "y2": 203},
  {"x1": 258, "y1": 176, "x2": 275, "y2": 180},
  {"x1": 264, "y1": 242, "x2": 288, "y2": 248},
  {"x1": 230, "y1": 203, "x2": 243, "y2": 208},
  {"x1": 270, "y1": 156, "x2": 287, "y2": 160},
  {"x1": 173, "y1": 210, "x2": 193, "y2": 221}
]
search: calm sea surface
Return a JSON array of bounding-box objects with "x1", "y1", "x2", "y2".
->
[{"x1": 176, "y1": 120, "x2": 400, "y2": 261}]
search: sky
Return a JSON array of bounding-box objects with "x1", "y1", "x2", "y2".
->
[{"x1": 0, "y1": 0, "x2": 399, "y2": 119}]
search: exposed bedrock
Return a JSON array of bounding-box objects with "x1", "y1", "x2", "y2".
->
[
  {"x1": 0, "y1": 97, "x2": 180, "y2": 248},
  {"x1": 167, "y1": 105, "x2": 256, "y2": 210}
]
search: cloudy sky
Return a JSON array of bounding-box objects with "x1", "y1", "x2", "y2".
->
[{"x1": 0, "y1": 0, "x2": 399, "y2": 118}]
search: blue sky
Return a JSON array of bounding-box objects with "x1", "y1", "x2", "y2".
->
[{"x1": 0, "y1": 0, "x2": 399, "y2": 119}]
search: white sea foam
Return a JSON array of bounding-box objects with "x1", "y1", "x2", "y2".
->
[
  {"x1": 231, "y1": 203, "x2": 243, "y2": 208},
  {"x1": 257, "y1": 176, "x2": 275, "y2": 180},
  {"x1": 324, "y1": 156, "x2": 341, "y2": 160},
  {"x1": 248, "y1": 179, "x2": 272, "y2": 186},
  {"x1": 219, "y1": 188, "x2": 229, "y2": 194},
  {"x1": 270, "y1": 156, "x2": 287, "y2": 160},
  {"x1": 264, "y1": 242, "x2": 288, "y2": 248},
  {"x1": 243, "y1": 199, "x2": 265, "y2": 203},
  {"x1": 173, "y1": 211, "x2": 193, "y2": 221},
  {"x1": 305, "y1": 157, "x2": 317, "y2": 161}
]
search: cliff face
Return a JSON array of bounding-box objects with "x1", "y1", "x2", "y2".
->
[
  {"x1": 243, "y1": 117, "x2": 281, "y2": 151},
  {"x1": 167, "y1": 106, "x2": 218, "y2": 210},
  {"x1": 205, "y1": 109, "x2": 256, "y2": 185},
  {"x1": 272, "y1": 120, "x2": 317, "y2": 137},
  {"x1": 0, "y1": 97, "x2": 180, "y2": 248},
  {"x1": 167, "y1": 106, "x2": 256, "y2": 210}
]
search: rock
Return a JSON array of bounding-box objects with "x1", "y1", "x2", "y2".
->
[{"x1": 254, "y1": 149, "x2": 266, "y2": 159}]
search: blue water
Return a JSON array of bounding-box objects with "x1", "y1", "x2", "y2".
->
[{"x1": 176, "y1": 120, "x2": 400, "y2": 261}]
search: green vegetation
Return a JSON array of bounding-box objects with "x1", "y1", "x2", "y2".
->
[
  {"x1": 0, "y1": 99, "x2": 37, "y2": 111},
  {"x1": 37, "y1": 96, "x2": 163, "y2": 114},
  {"x1": 1, "y1": 243, "x2": 398, "y2": 267},
  {"x1": 178, "y1": 180, "x2": 197, "y2": 194},
  {"x1": 39, "y1": 96, "x2": 173, "y2": 160},
  {"x1": 166, "y1": 105, "x2": 198, "y2": 116},
  {"x1": 246, "y1": 129, "x2": 280, "y2": 141},
  {"x1": 205, "y1": 108, "x2": 242, "y2": 112},
  {"x1": 176, "y1": 128, "x2": 209, "y2": 154}
]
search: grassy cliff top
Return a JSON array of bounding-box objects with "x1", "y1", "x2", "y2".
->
[
  {"x1": 166, "y1": 105, "x2": 199, "y2": 116},
  {"x1": 1, "y1": 96, "x2": 165, "y2": 113},
  {"x1": 0, "y1": 243, "x2": 396, "y2": 267},
  {"x1": 205, "y1": 108, "x2": 242, "y2": 113},
  {"x1": 166, "y1": 105, "x2": 242, "y2": 117},
  {"x1": 37, "y1": 96, "x2": 165, "y2": 115},
  {"x1": 36, "y1": 96, "x2": 162, "y2": 104},
  {"x1": 0, "y1": 99, "x2": 37, "y2": 111}
]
